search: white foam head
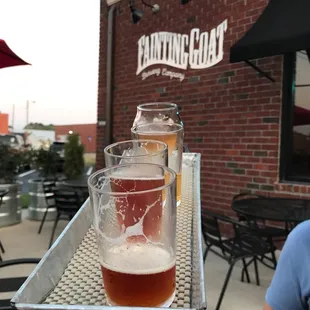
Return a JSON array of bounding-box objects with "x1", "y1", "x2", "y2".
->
[
  {"x1": 101, "y1": 243, "x2": 175, "y2": 275},
  {"x1": 111, "y1": 164, "x2": 164, "y2": 180}
]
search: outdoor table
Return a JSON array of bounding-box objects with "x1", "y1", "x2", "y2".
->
[
  {"x1": 61, "y1": 179, "x2": 88, "y2": 188},
  {"x1": 12, "y1": 153, "x2": 206, "y2": 310},
  {"x1": 232, "y1": 197, "x2": 310, "y2": 224}
]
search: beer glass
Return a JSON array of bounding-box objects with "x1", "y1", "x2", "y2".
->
[
  {"x1": 88, "y1": 163, "x2": 177, "y2": 307},
  {"x1": 132, "y1": 102, "x2": 183, "y2": 128},
  {"x1": 132, "y1": 123, "x2": 183, "y2": 206},
  {"x1": 104, "y1": 139, "x2": 168, "y2": 167}
]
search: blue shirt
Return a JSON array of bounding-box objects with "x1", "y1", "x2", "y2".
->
[{"x1": 266, "y1": 220, "x2": 310, "y2": 309}]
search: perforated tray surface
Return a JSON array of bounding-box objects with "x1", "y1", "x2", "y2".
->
[
  {"x1": 44, "y1": 166, "x2": 194, "y2": 308},
  {"x1": 12, "y1": 154, "x2": 205, "y2": 310}
]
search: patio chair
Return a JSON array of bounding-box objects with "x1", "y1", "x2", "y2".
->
[
  {"x1": 232, "y1": 193, "x2": 288, "y2": 271},
  {"x1": 0, "y1": 190, "x2": 9, "y2": 261},
  {"x1": 66, "y1": 185, "x2": 89, "y2": 206},
  {"x1": 183, "y1": 144, "x2": 190, "y2": 152},
  {"x1": 48, "y1": 189, "x2": 81, "y2": 248},
  {"x1": 0, "y1": 258, "x2": 40, "y2": 310},
  {"x1": 77, "y1": 187, "x2": 89, "y2": 204},
  {"x1": 201, "y1": 209, "x2": 273, "y2": 310},
  {"x1": 38, "y1": 179, "x2": 57, "y2": 234}
]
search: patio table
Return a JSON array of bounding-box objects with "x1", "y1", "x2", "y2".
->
[
  {"x1": 12, "y1": 153, "x2": 206, "y2": 310},
  {"x1": 61, "y1": 179, "x2": 88, "y2": 188},
  {"x1": 232, "y1": 197, "x2": 310, "y2": 224}
]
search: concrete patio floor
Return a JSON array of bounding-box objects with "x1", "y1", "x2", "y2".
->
[{"x1": 0, "y1": 210, "x2": 275, "y2": 309}]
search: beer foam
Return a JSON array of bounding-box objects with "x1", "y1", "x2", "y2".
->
[
  {"x1": 139, "y1": 130, "x2": 176, "y2": 135},
  {"x1": 111, "y1": 166, "x2": 164, "y2": 180},
  {"x1": 101, "y1": 244, "x2": 175, "y2": 275}
]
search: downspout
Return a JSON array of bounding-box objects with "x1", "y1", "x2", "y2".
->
[{"x1": 104, "y1": 5, "x2": 116, "y2": 147}]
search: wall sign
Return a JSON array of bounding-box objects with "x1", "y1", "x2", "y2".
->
[{"x1": 136, "y1": 19, "x2": 228, "y2": 82}]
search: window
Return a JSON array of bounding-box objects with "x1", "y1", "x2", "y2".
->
[{"x1": 281, "y1": 52, "x2": 310, "y2": 182}]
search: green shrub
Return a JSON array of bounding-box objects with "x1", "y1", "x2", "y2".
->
[
  {"x1": 21, "y1": 193, "x2": 30, "y2": 209},
  {"x1": 64, "y1": 133, "x2": 84, "y2": 180},
  {"x1": 0, "y1": 144, "x2": 27, "y2": 184},
  {"x1": 33, "y1": 148, "x2": 61, "y2": 178}
]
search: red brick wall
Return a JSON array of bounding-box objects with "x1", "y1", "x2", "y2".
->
[
  {"x1": 55, "y1": 124, "x2": 97, "y2": 153},
  {"x1": 0, "y1": 113, "x2": 9, "y2": 134},
  {"x1": 97, "y1": 1, "x2": 108, "y2": 165},
  {"x1": 97, "y1": 0, "x2": 310, "y2": 214}
]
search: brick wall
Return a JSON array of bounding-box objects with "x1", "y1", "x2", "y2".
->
[
  {"x1": 97, "y1": 1, "x2": 108, "y2": 167},
  {"x1": 55, "y1": 124, "x2": 97, "y2": 153},
  {"x1": 97, "y1": 0, "x2": 310, "y2": 214}
]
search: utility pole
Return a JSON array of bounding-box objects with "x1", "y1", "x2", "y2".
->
[
  {"x1": 26, "y1": 100, "x2": 35, "y2": 126},
  {"x1": 26, "y1": 100, "x2": 29, "y2": 126}
]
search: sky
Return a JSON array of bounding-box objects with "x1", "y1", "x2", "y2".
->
[{"x1": 0, "y1": 0, "x2": 100, "y2": 131}]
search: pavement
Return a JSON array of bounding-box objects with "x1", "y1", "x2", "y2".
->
[
  {"x1": 203, "y1": 240, "x2": 277, "y2": 310},
  {"x1": 0, "y1": 209, "x2": 276, "y2": 309}
]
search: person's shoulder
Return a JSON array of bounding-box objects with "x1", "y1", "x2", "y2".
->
[{"x1": 288, "y1": 220, "x2": 310, "y2": 245}]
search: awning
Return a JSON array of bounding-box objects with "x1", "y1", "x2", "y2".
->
[
  {"x1": 0, "y1": 39, "x2": 30, "y2": 69},
  {"x1": 230, "y1": 0, "x2": 310, "y2": 79},
  {"x1": 294, "y1": 106, "x2": 310, "y2": 126}
]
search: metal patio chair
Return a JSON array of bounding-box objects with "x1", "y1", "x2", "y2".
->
[
  {"x1": 48, "y1": 188, "x2": 82, "y2": 248},
  {"x1": 201, "y1": 209, "x2": 273, "y2": 310},
  {"x1": 0, "y1": 190, "x2": 9, "y2": 261},
  {"x1": 232, "y1": 193, "x2": 289, "y2": 272},
  {"x1": 38, "y1": 179, "x2": 57, "y2": 234},
  {"x1": 0, "y1": 258, "x2": 41, "y2": 310}
]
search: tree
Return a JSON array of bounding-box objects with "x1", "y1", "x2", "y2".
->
[
  {"x1": 0, "y1": 144, "x2": 23, "y2": 184},
  {"x1": 64, "y1": 133, "x2": 84, "y2": 180},
  {"x1": 24, "y1": 123, "x2": 55, "y2": 130},
  {"x1": 33, "y1": 148, "x2": 61, "y2": 178}
]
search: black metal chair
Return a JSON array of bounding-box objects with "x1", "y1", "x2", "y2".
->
[
  {"x1": 201, "y1": 209, "x2": 273, "y2": 310},
  {"x1": 0, "y1": 258, "x2": 41, "y2": 310},
  {"x1": 232, "y1": 193, "x2": 289, "y2": 271},
  {"x1": 0, "y1": 190, "x2": 9, "y2": 262},
  {"x1": 69, "y1": 186, "x2": 89, "y2": 206},
  {"x1": 48, "y1": 189, "x2": 82, "y2": 248},
  {"x1": 38, "y1": 179, "x2": 57, "y2": 234}
]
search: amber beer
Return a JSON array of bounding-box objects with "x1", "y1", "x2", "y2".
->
[
  {"x1": 135, "y1": 130, "x2": 182, "y2": 205},
  {"x1": 110, "y1": 172, "x2": 164, "y2": 241},
  {"x1": 101, "y1": 243, "x2": 176, "y2": 307}
]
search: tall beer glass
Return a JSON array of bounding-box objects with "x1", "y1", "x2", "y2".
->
[
  {"x1": 132, "y1": 123, "x2": 183, "y2": 206},
  {"x1": 132, "y1": 102, "x2": 183, "y2": 128},
  {"x1": 104, "y1": 140, "x2": 168, "y2": 167},
  {"x1": 88, "y1": 163, "x2": 176, "y2": 307}
]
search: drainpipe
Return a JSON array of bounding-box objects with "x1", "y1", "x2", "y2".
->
[{"x1": 104, "y1": 5, "x2": 116, "y2": 147}]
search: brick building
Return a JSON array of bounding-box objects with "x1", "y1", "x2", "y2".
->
[
  {"x1": 97, "y1": 0, "x2": 310, "y2": 213},
  {"x1": 55, "y1": 124, "x2": 96, "y2": 153},
  {"x1": 0, "y1": 113, "x2": 9, "y2": 134}
]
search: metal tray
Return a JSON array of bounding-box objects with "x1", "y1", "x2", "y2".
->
[{"x1": 12, "y1": 153, "x2": 206, "y2": 310}]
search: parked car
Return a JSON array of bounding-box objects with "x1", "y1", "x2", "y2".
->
[
  {"x1": 50, "y1": 142, "x2": 65, "y2": 158},
  {"x1": 0, "y1": 134, "x2": 25, "y2": 151}
]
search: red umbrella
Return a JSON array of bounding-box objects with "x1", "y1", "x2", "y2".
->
[
  {"x1": 0, "y1": 39, "x2": 30, "y2": 69},
  {"x1": 294, "y1": 106, "x2": 310, "y2": 126}
]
